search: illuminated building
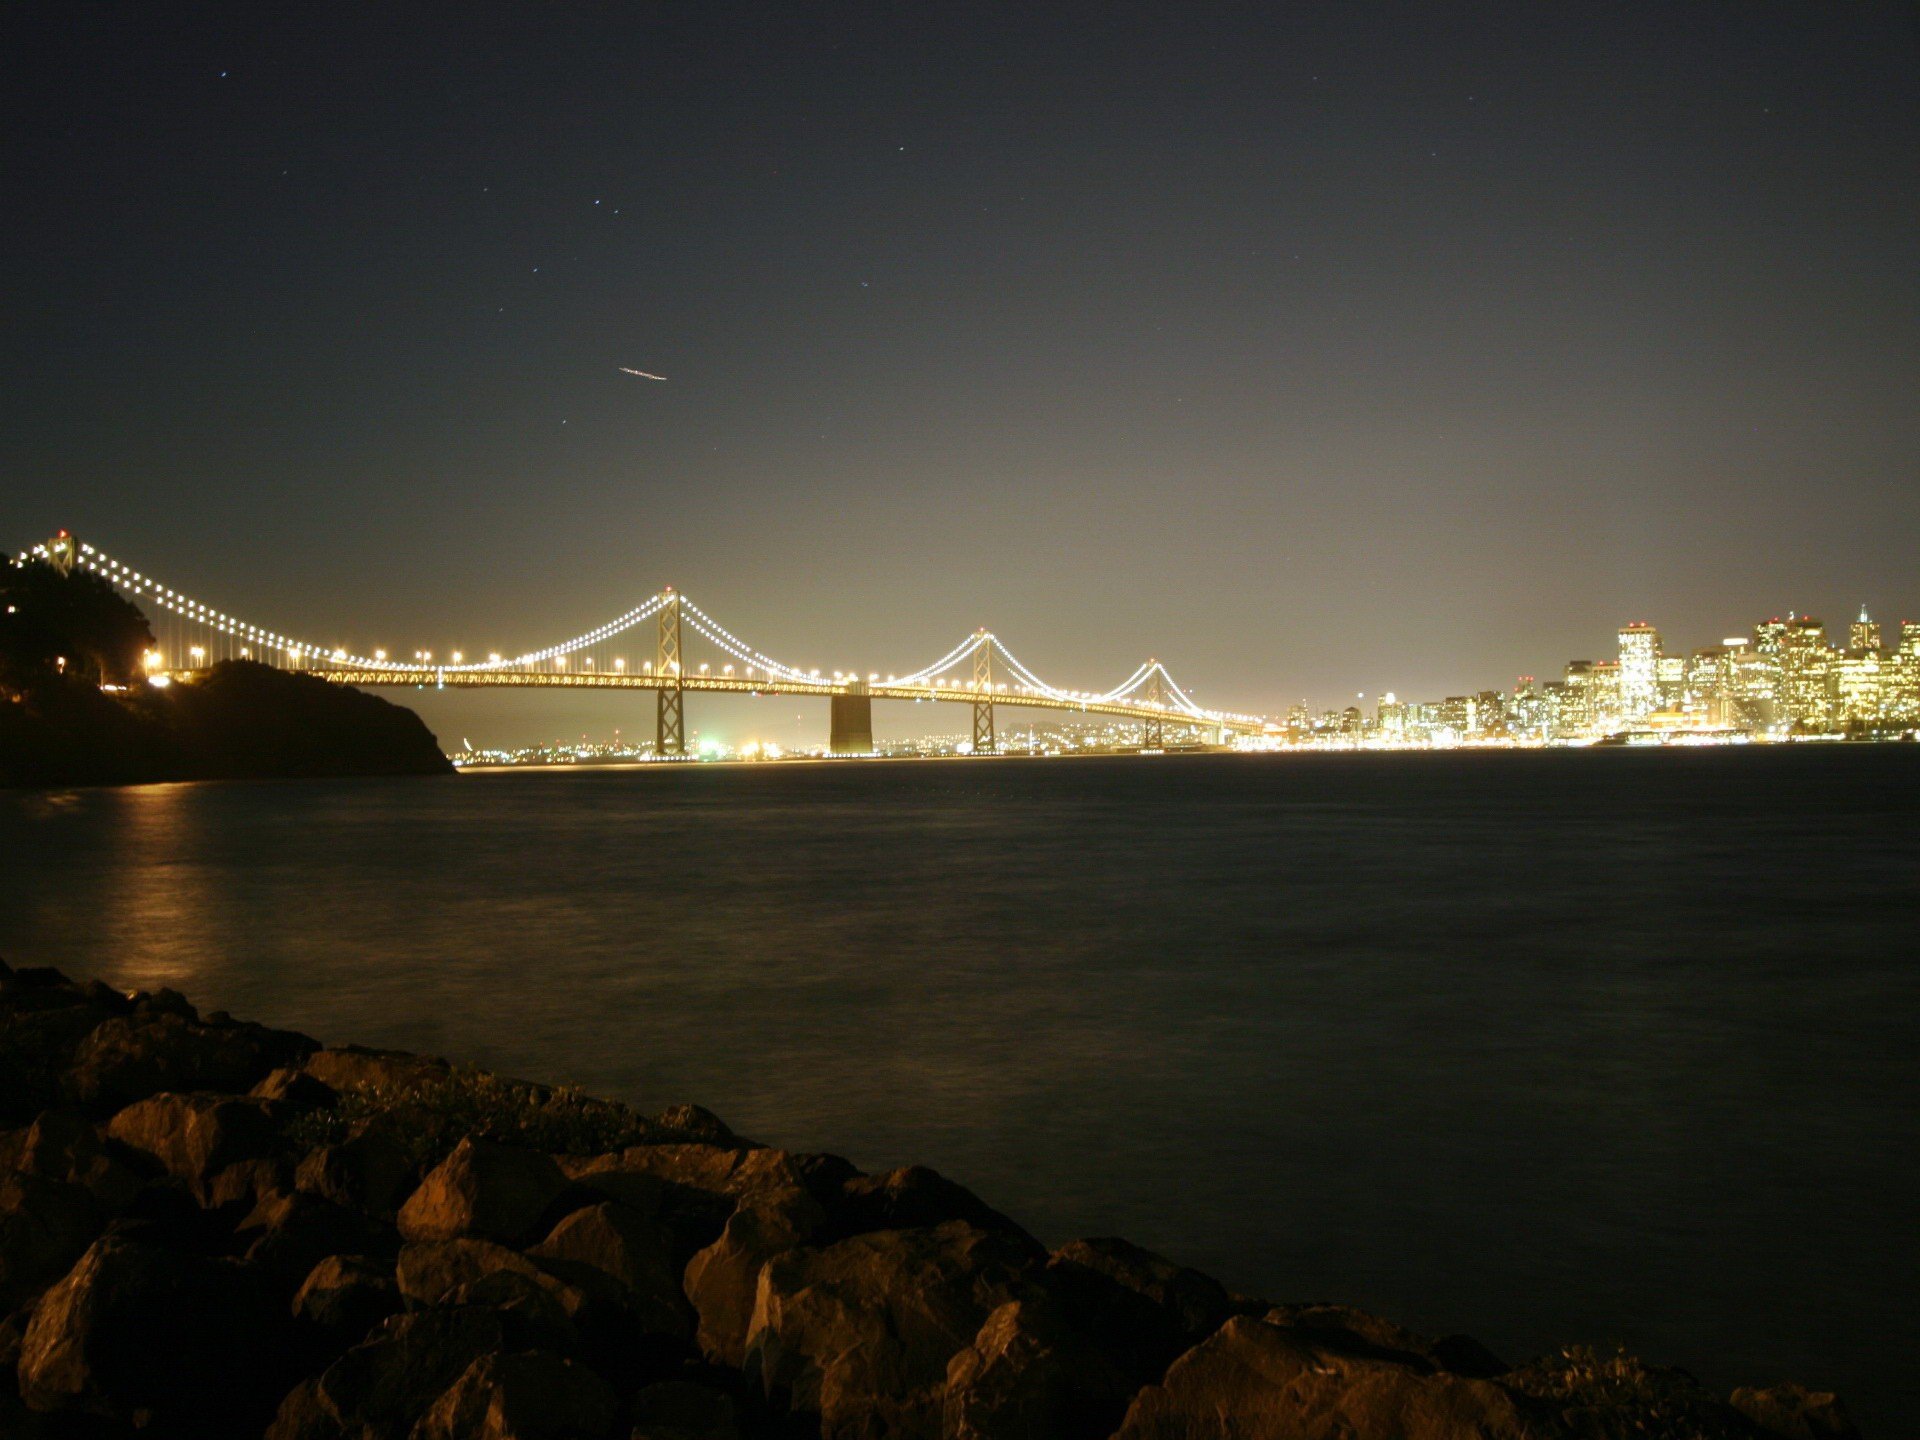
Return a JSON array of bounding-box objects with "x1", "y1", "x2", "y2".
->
[
  {"x1": 1849, "y1": 607, "x2": 1883, "y2": 656},
  {"x1": 1778, "y1": 615, "x2": 1835, "y2": 730},
  {"x1": 1618, "y1": 623, "x2": 1661, "y2": 720}
]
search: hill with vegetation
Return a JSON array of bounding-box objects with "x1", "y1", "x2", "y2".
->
[{"x1": 1, "y1": 556, "x2": 451, "y2": 787}]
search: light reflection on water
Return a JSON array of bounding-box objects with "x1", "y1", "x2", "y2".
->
[{"x1": 2, "y1": 748, "x2": 1915, "y2": 1428}]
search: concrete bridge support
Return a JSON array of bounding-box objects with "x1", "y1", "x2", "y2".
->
[{"x1": 830, "y1": 689, "x2": 873, "y2": 755}]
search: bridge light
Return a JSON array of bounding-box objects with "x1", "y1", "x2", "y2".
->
[
  {"x1": 699, "y1": 663, "x2": 709, "y2": 674},
  {"x1": 452, "y1": 652, "x2": 463, "y2": 664},
  {"x1": 374, "y1": 650, "x2": 387, "y2": 662},
  {"x1": 722, "y1": 664, "x2": 733, "y2": 675},
  {"x1": 614, "y1": 658, "x2": 625, "y2": 671},
  {"x1": 488, "y1": 652, "x2": 502, "y2": 665}
]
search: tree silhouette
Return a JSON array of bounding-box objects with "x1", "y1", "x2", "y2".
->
[{"x1": 0, "y1": 558, "x2": 155, "y2": 693}]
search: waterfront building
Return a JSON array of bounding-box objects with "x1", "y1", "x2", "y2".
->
[
  {"x1": 1834, "y1": 650, "x2": 1885, "y2": 727},
  {"x1": 1779, "y1": 616, "x2": 1835, "y2": 730},
  {"x1": 1618, "y1": 623, "x2": 1661, "y2": 720}
]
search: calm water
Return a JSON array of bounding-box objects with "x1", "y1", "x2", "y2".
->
[{"x1": 2, "y1": 749, "x2": 1915, "y2": 1429}]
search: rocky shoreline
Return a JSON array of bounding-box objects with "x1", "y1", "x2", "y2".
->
[{"x1": 0, "y1": 960, "x2": 1857, "y2": 1439}]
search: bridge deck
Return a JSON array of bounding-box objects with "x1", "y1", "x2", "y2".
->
[{"x1": 261, "y1": 666, "x2": 1267, "y2": 735}]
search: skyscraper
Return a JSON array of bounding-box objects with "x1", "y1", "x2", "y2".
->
[
  {"x1": 1618, "y1": 623, "x2": 1661, "y2": 721},
  {"x1": 1849, "y1": 607, "x2": 1883, "y2": 655}
]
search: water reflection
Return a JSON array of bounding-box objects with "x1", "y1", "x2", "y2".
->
[{"x1": 1, "y1": 749, "x2": 1915, "y2": 1429}]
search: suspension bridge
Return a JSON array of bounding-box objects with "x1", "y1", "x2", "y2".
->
[{"x1": 23, "y1": 532, "x2": 1274, "y2": 754}]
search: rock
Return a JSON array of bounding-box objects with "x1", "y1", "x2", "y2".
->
[
  {"x1": 743, "y1": 1221, "x2": 1041, "y2": 1438},
  {"x1": 12, "y1": 1109, "x2": 144, "y2": 1211},
  {"x1": 398, "y1": 1137, "x2": 567, "y2": 1245},
  {"x1": 292, "y1": 1253, "x2": 402, "y2": 1340},
  {"x1": 297, "y1": 1126, "x2": 414, "y2": 1216},
  {"x1": 0, "y1": 1172, "x2": 100, "y2": 1313},
  {"x1": 1729, "y1": 1384, "x2": 1860, "y2": 1439},
  {"x1": 302, "y1": 1045, "x2": 451, "y2": 1095},
  {"x1": 943, "y1": 1296, "x2": 1133, "y2": 1440},
  {"x1": 411, "y1": 1349, "x2": 618, "y2": 1440},
  {"x1": 106, "y1": 1091, "x2": 283, "y2": 1201},
  {"x1": 648, "y1": 1103, "x2": 737, "y2": 1145},
  {"x1": 833, "y1": 1166, "x2": 1038, "y2": 1251},
  {"x1": 446, "y1": 1267, "x2": 585, "y2": 1356},
  {"x1": 684, "y1": 1187, "x2": 823, "y2": 1367},
  {"x1": 133, "y1": 985, "x2": 198, "y2": 1020},
  {"x1": 0, "y1": 1001, "x2": 123, "y2": 1125},
  {"x1": 242, "y1": 1188, "x2": 398, "y2": 1288},
  {"x1": 531, "y1": 1200, "x2": 691, "y2": 1340},
  {"x1": 1114, "y1": 1313, "x2": 1544, "y2": 1440},
  {"x1": 1041, "y1": 1237, "x2": 1232, "y2": 1388},
  {"x1": 265, "y1": 1306, "x2": 505, "y2": 1440},
  {"x1": 1049, "y1": 1238, "x2": 1230, "y2": 1344},
  {"x1": 1264, "y1": 1302, "x2": 1506, "y2": 1378},
  {"x1": 397, "y1": 1237, "x2": 550, "y2": 1308},
  {"x1": 17, "y1": 1235, "x2": 283, "y2": 1431},
  {"x1": 64, "y1": 1011, "x2": 317, "y2": 1113},
  {"x1": 630, "y1": 1378, "x2": 742, "y2": 1438},
  {"x1": 255, "y1": 1067, "x2": 341, "y2": 1109}
]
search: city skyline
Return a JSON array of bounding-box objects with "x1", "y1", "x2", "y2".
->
[{"x1": 28, "y1": 530, "x2": 1914, "y2": 749}]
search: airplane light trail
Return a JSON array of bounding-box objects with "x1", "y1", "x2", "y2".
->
[{"x1": 619, "y1": 367, "x2": 667, "y2": 380}]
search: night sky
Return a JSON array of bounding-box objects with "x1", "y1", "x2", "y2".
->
[{"x1": 5, "y1": 5, "x2": 1916, "y2": 745}]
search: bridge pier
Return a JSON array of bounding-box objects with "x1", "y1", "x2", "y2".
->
[
  {"x1": 971, "y1": 631, "x2": 995, "y2": 755},
  {"x1": 1144, "y1": 664, "x2": 1165, "y2": 749},
  {"x1": 830, "y1": 687, "x2": 873, "y2": 756},
  {"x1": 657, "y1": 591, "x2": 685, "y2": 756}
]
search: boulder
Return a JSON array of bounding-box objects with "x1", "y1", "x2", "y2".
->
[
  {"x1": 1049, "y1": 1238, "x2": 1231, "y2": 1346},
  {"x1": 291, "y1": 1253, "x2": 402, "y2": 1340},
  {"x1": 64, "y1": 1011, "x2": 317, "y2": 1113},
  {"x1": 684, "y1": 1187, "x2": 823, "y2": 1367},
  {"x1": 12, "y1": 1109, "x2": 143, "y2": 1212},
  {"x1": 833, "y1": 1167, "x2": 1038, "y2": 1251},
  {"x1": 743, "y1": 1220, "x2": 1042, "y2": 1438},
  {"x1": 398, "y1": 1137, "x2": 567, "y2": 1245},
  {"x1": 1729, "y1": 1384, "x2": 1859, "y2": 1439},
  {"x1": 265, "y1": 1306, "x2": 505, "y2": 1440},
  {"x1": 0, "y1": 1001, "x2": 123, "y2": 1125},
  {"x1": 17, "y1": 1235, "x2": 283, "y2": 1431},
  {"x1": 1114, "y1": 1313, "x2": 1544, "y2": 1439},
  {"x1": 646, "y1": 1103, "x2": 738, "y2": 1145},
  {"x1": 446, "y1": 1267, "x2": 585, "y2": 1356},
  {"x1": 943, "y1": 1296, "x2": 1134, "y2": 1440},
  {"x1": 254, "y1": 1067, "x2": 340, "y2": 1109},
  {"x1": 0, "y1": 1172, "x2": 100, "y2": 1314},
  {"x1": 297, "y1": 1126, "x2": 414, "y2": 1216},
  {"x1": 301, "y1": 1045, "x2": 450, "y2": 1095},
  {"x1": 531, "y1": 1199, "x2": 691, "y2": 1341},
  {"x1": 106, "y1": 1091, "x2": 283, "y2": 1200},
  {"x1": 240, "y1": 1188, "x2": 397, "y2": 1288},
  {"x1": 630, "y1": 1378, "x2": 743, "y2": 1438},
  {"x1": 1263, "y1": 1302, "x2": 1506, "y2": 1378},
  {"x1": 397, "y1": 1237, "x2": 551, "y2": 1308},
  {"x1": 411, "y1": 1349, "x2": 618, "y2": 1440}
]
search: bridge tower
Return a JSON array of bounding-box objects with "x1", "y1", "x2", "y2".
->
[
  {"x1": 971, "y1": 630, "x2": 996, "y2": 755},
  {"x1": 1144, "y1": 663, "x2": 1165, "y2": 750},
  {"x1": 656, "y1": 588, "x2": 685, "y2": 757}
]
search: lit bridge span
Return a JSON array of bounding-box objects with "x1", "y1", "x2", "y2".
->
[{"x1": 26, "y1": 532, "x2": 1275, "y2": 755}]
